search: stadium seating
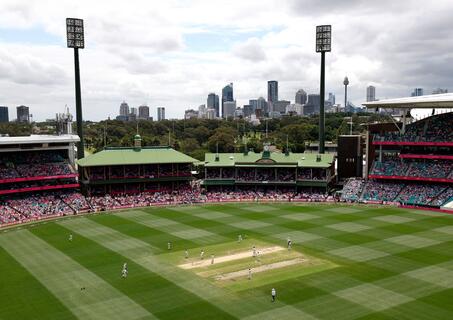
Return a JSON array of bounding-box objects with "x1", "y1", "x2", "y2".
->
[{"x1": 374, "y1": 112, "x2": 452, "y2": 143}]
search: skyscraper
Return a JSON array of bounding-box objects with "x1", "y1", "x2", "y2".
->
[
  {"x1": 16, "y1": 105, "x2": 30, "y2": 123},
  {"x1": 366, "y1": 86, "x2": 376, "y2": 102},
  {"x1": 138, "y1": 105, "x2": 150, "y2": 119},
  {"x1": 0, "y1": 106, "x2": 8, "y2": 123},
  {"x1": 119, "y1": 101, "x2": 129, "y2": 116},
  {"x1": 328, "y1": 92, "x2": 336, "y2": 105},
  {"x1": 157, "y1": 107, "x2": 165, "y2": 121},
  {"x1": 221, "y1": 83, "x2": 234, "y2": 118},
  {"x1": 267, "y1": 80, "x2": 278, "y2": 112},
  {"x1": 223, "y1": 101, "x2": 236, "y2": 118},
  {"x1": 130, "y1": 107, "x2": 137, "y2": 116},
  {"x1": 295, "y1": 89, "x2": 307, "y2": 105},
  {"x1": 411, "y1": 88, "x2": 423, "y2": 97},
  {"x1": 303, "y1": 94, "x2": 320, "y2": 115},
  {"x1": 207, "y1": 93, "x2": 220, "y2": 118}
]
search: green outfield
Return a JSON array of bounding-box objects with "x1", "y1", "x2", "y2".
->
[{"x1": 1, "y1": 203, "x2": 453, "y2": 319}]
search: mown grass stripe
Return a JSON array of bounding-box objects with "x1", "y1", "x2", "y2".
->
[
  {"x1": 0, "y1": 230, "x2": 153, "y2": 320},
  {"x1": 0, "y1": 246, "x2": 77, "y2": 320}
]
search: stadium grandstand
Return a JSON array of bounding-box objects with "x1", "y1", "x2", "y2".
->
[
  {"x1": 0, "y1": 135, "x2": 84, "y2": 225},
  {"x1": 342, "y1": 94, "x2": 453, "y2": 209},
  {"x1": 202, "y1": 144, "x2": 335, "y2": 193},
  {"x1": 77, "y1": 134, "x2": 197, "y2": 195}
]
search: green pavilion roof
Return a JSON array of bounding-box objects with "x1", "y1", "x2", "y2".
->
[
  {"x1": 78, "y1": 146, "x2": 197, "y2": 167},
  {"x1": 204, "y1": 152, "x2": 334, "y2": 168}
]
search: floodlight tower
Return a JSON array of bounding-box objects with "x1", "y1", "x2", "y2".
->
[
  {"x1": 66, "y1": 18, "x2": 85, "y2": 160},
  {"x1": 316, "y1": 25, "x2": 331, "y2": 154}
]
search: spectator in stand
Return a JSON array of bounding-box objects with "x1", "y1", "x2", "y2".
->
[{"x1": 341, "y1": 179, "x2": 364, "y2": 201}]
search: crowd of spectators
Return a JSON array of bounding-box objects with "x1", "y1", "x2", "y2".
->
[
  {"x1": 361, "y1": 181, "x2": 403, "y2": 202},
  {"x1": 406, "y1": 160, "x2": 452, "y2": 178},
  {"x1": 370, "y1": 157, "x2": 409, "y2": 176},
  {"x1": 0, "y1": 150, "x2": 73, "y2": 180},
  {"x1": 5, "y1": 194, "x2": 73, "y2": 222},
  {"x1": 60, "y1": 191, "x2": 91, "y2": 212},
  {"x1": 206, "y1": 168, "x2": 323, "y2": 182},
  {"x1": 396, "y1": 184, "x2": 446, "y2": 205},
  {"x1": 342, "y1": 179, "x2": 453, "y2": 207},
  {"x1": 341, "y1": 179, "x2": 365, "y2": 201},
  {"x1": 430, "y1": 187, "x2": 453, "y2": 206},
  {"x1": 370, "y1": 158, "x2": 452, "y2": 179},
  {"x1": 374, "y1": 112, "x2": 452, "y2": 143}
]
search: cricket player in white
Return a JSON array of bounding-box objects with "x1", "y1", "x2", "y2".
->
[
  {"x1": 200, "y1": 250, "x2": 205, "y2": 260},
  {"x1": 69, "y1": 234, "x2": 73, "y2": 242},
  {"x1": 185, "y1": 249, "x2": 189, "y2": 259},
  {"x1": 238, "y1": 234, "x2": 242, "y2": 243},
  {"x1": 167, "y1": 241, "x2": 172, "y2": 250},
  {"x1": 248, "y1": 268, "x2": 252, "y2": 280},
  {"x1": 271, "y1": 288, "x2": 276, "y2": 302},
  {"x1": 123, "y1": 262, "x2": 127, "y2": 271},
  {"x1": 122, "y1": 268, "x2": 128, "y2": 278}
]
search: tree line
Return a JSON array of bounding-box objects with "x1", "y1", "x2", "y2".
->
[{"x1": 0, "y1": 112, "x2": 389, "y2": 160}]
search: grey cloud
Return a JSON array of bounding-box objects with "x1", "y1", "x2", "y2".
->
[{"x1": 0, "y1": 50, "x2": 68, "y2": 86}]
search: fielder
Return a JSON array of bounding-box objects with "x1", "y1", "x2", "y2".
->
[
  {"x1": 69, "y1": 234, "x2": 73, "y2": 242},
  {"x1": 200, "y1": 250, "x2": 205, "y2": 260},
  {"x1": 167, "y1": 241, "x2": 172, "y2": 250},
  {"x1": 271, "y1": 288, "x2": 276, "y2": 302},
  {"x1": 185, "y1": 249, "x2": 189, "y2": 259}
]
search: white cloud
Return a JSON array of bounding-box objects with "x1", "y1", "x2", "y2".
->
[{"x1": 0, "y1": 0, "x2": 452, "y2": 120}]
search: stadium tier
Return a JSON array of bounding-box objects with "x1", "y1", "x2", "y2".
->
[
  {"x1": 372, "y1": 112, "x2": 453, "y2": 146},
  {"x1": 0, "y1": 135, "x2": 79, "y2": 195},
  {"x1": 202, "y1": 147, "x2": 335, "y2": 192},
  {"x1": 77, "y1": 136, "x2": 197, "y2": 195},
  {"x1": 342, "y1": 111, "x2": 453, "y2": 208}
]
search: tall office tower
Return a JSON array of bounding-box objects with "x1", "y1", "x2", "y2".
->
[
  {"x1": 223, "y1": 101, "x2": 236, "y2": 118},
  {"x1": 249, "y1": 99, "x2": 258, "y2": 112},
  {"x1": 411, "y1": 88, "x2": 423, "y2": 97},
  {"x1": 257, "y1": 97, "x2": 268, "y2": 115},
  {"x1": 0, "y1": 106, "x2": 8, "y2": 123},
  {"x1": 130, "y1": 107, "x2": 137, "y2": 116},
  {"x1": 16, "y1": 105, "x2": 30, "y2": 123},
  {"x1": 221, "y1": 83, "x2": 234, "y2": 118},
  {"x1": 303, "y1": 94, "x2": 320, "y2": 115},
  {"x1": 157, "y1": 107, "x2": 166, "y2": 121},
  {"x1": 119, "y1": 101, "x2": 129, "y2": 116},
  {"x1": 138, "y1": 105, "x2": 150, "y2": 119},
  {"x1": 328, "y1": 92, "x2": 336, "y2": 105},
  {"x1": 207, "y1": 93, "x2": 220, "y2": 118},
  {"x1": 366, "y1": 86, "x2": 376, "y2": 102},
  {"x1": 267, "y1": 80, "x2": 278, "y2": 112},
  {"x1": 295, "y1": 89, "x2": 307, "y2": 105}
]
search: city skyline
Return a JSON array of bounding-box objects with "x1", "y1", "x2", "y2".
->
[{"x1": 0, "y1": 0, "x2": 452, "y2": 121}]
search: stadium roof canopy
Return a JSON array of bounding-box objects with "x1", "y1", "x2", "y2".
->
[
  {"x1": 362, "y1": 93, "x2": 453, "y2": 109},
  {"x1": 0, "y1": 134, "x2": 80, "y2": 145},
  {"x1": 78, "y1": 146, "x2": 197, "y2": 167},
  {"x1": 204, "y1": 152, "x2": 334, "y2": 168}
]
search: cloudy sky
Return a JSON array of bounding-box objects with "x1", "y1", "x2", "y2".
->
[{"x1": 0, "y1": 0, "x2": 452, "y2": 121}]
